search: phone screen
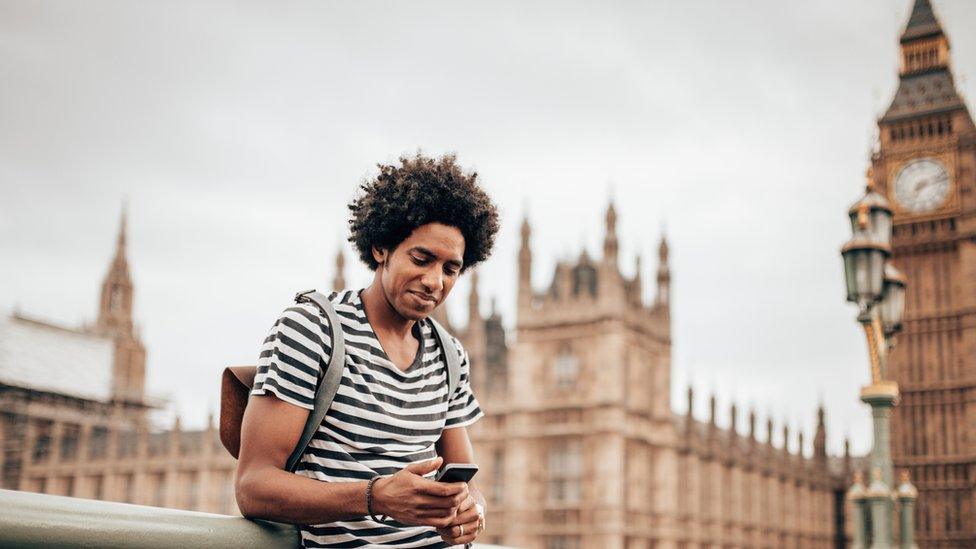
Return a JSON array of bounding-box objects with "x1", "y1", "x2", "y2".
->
[{"x1": 435, "y1": 463, "x2": 478, "y2": 483}]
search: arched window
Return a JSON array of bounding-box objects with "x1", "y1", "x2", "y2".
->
[
  {"x1": 547, "y1": 438, "x2": 581, "y2": 505},
  {"x1": 554, "y1": 345, "x2": 579, "y2": 389}
]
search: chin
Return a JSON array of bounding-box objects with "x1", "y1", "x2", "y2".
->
[{"x1": 395, "y1": 299, "x2": 431, "y2": 321}]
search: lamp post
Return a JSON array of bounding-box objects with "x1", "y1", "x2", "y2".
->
[{"x1": 840, "y1": 176, "x2": 917, "y2": 549}]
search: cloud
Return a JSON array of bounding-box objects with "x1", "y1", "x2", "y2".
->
[{"x1": 2, "y1": 0, "x2": 973, "y2": 456}]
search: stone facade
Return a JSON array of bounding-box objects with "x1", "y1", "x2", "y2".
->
[
  {"x1": 867, "y1": 1, "x2": 976, "y2": 546},
  {"x1": 466, "y1": 206, "x2": 852, "y2": 549},
  {"x1": 0, "y1": 210, "x2": 239, "y2": 515},
  {"x1": 3, "y1": 391, "x2": 239, "y2": 515},
  {"x1": 0, "y1": 205, "x2": 855, "y2": 545},
  {"x1": 6, "y1": 5, "x2": 969, "y2": 540}
]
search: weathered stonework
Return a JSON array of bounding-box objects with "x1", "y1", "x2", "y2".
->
[
  {"x1": 466, "y1": 205, "x2": 854, "y2": 549},
  {"x1": 868, "y1": 0, "x2": 976, "y2": 545}
]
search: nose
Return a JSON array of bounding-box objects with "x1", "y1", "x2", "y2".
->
[{"x1": 420, "y1": 266, "x2": 443, "y2": 294}]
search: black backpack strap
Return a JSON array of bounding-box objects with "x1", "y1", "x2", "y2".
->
[
  {"x1": 285, "y1": 290, "x2": 346, "y2": 473},
  {"x1": 426, "y1": 317, "x2": 461, "y2": 399}
]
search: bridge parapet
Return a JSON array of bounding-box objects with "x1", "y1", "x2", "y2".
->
[{"x1": 0, "y1": 489, "x2": 507, "y2": 548}]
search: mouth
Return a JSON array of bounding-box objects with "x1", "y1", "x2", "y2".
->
[{"x1": 409, "y1": 291, "x2": 438, "y2": 307}]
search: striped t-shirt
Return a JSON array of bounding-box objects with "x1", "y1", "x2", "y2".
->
[{"x1": 251, "y1": 289, "x2": 483, "y2": 548}]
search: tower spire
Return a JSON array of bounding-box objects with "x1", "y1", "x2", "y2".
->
[
  {"x1": 748, "y1": 408, "x2": 757, "y2": 441},
  {"x1": 655, "y1": 233, "x2": 671, "y2": 308},
  {"x1": 517, "y1": 214, "x2": 533, "y2": 314},
  {"x1": 900, "y1": 0, "x2": 943, "y2": 44},
  {"x1": 97, "y1": 204, "x2": 134, "y2": 336},
  {"x1": 468, "y1": 269, "x2": 481, "y2": 328},
  {"x1": 96, "y1": 204, "x2": 146, "y2": 405},
  {"x1": 117, "y1": 204, "x2": 127, "y2": 252},
  {"x1": 332, "y1": 247, "x2": 346, "y2": 291},
  {"x1": 632, "y1": 253, "x2": 643, "y2": 305},
  {"x1": 883, "y1": 0, "x2": 965, "y2": 123},
  {"x1": 814, "y1": 403, "x2": 828, "y2": 466},
  {"x1": 602, "y1": 200, "x2": 618, "y2": 266}
]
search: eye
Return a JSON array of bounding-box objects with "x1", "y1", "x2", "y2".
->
[{"x1": 411, "y1": 255, "x2": 428, "y2": 266}]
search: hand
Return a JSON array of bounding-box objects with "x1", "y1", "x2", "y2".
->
[
  {"x1": 371, "y1": 457, "x2": 469, "y2": 528},
  {"x1": 435, "y1": 495, "x2": 483, "y2": 546}
]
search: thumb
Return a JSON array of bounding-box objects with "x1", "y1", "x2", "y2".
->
[{"x1": 405, "y1": 456, "x2": 443, "y2": 476}]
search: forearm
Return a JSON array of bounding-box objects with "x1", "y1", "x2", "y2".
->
[{"x1": 236, "y1": 465, "x2": 370, "y2": 525}]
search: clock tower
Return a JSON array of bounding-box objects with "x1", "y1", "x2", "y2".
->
[{"x1": 869, "y1": 0, "x2": 976, "y2": 543}]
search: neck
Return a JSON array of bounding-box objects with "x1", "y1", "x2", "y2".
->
[{"x1": 361, "y1": 271, "x2": 416, "y2": 339}]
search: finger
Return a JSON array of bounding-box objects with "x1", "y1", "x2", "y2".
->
[
  {"x1": 436, "y1": 509, "x2": 478, "y2": 531},
  {"x1": 413, "y1": 494, "x2": 465, "y2": 510},
  {"x1": 457, "y1": 495, "x2": 476, "y2": 512},
  {"x1": 438, "y1": 522, "x2": 480, "y2": 546},
  {"x1": 440, "y1": 534, "x2": 478, "y2": 547},
  {"x1": 443, "y1": 518, "x2": 479, "y2": 533},
  {"x1": 404, "y1": 457, "x2": 442, "y2": 476},
  {"x1": 443, "y1": 510, "x2": 478, "y2": 528},
  {"x1": 415, "y1": 478, "x2": 467, "y2": 497},
  {"x1": 458, "y1": 519, "x2": 481, "y2": 540},
  {"x1": 414, "y1": 507, "x2": 456, "y2": 519}
]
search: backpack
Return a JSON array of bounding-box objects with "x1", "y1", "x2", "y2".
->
[{"x1": 219, "y1": 289, "x2": 462, "y2": 472}]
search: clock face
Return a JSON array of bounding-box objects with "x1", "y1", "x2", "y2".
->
[{"x1": 893, "y1": 158, "x2": 950, "y2": 213}]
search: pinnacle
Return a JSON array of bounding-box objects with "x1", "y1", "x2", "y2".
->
[
  {"x1": 116, "y1": 203, "x2": 128, "y2": 252},
  {"x1": 901, "y1": 0, "x2": 943, "y2": 43}
]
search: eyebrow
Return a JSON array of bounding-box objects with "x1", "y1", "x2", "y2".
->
[{"x1": 411, "y1": 246, "x2": 463, "y2": 268}]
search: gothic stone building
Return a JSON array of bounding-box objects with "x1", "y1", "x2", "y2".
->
[
  {"x1": 0, "y1": 205, "x2": 856, "y2": 548},
  {"x1": 867, "y1": 0, "x2": 976, "y2": 545},
  {"x1": 465, "y1": 205, "x2": 854, "y2": 549},
  {"x1": 0, "y1": 212, "x2": 240, "y2": 514},
  {"x1": 4, "y1": 5, "x2": 968, "y2": 545}
]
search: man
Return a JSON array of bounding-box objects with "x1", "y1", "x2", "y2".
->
[{"x1": 235, "y1": 153, "x2": 500, "y2": 548}]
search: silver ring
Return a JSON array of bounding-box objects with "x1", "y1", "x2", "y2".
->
[{"x1": 458, "y1": 524, "x2": 464, "y2": 537}]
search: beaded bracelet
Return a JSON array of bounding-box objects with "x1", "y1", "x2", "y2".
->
[{"x1": 365, "y1": 476, "x2": 388, "y2": 522}]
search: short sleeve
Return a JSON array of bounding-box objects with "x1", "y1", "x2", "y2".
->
[
  {"x1": 251, "y1": 303, "x2": 333, "y2": 410},
  {"x1": 444, "y1": 338, "x2": 484, "y2": 429}
]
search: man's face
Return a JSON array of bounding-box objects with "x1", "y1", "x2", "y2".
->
[{"x1": 373, "y1": 222, "x2": 465, "y2": 321}]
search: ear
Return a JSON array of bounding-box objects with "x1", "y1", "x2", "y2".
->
[{"x1": 371, "y1": 245, "x2": 388, "y2": 267}]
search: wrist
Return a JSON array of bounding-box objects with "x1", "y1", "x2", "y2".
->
[
  {"x1": 365, "y1": 476, "x2": 386, "y2": 520},
  {"x1": 368, "y1": 476, "x2": 391, "y2": 518}
]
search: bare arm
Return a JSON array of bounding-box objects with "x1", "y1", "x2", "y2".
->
[
  {"x1": 235, "y1": 394, "x2": 468, "y2": 526},
  {"x1": 435, "y1": 426, "x2": 487, "y2": 545},
  {"x1": 234, "y1": 393, "x2": 369, "y2": 524},
  {"x1": 436, "y1": 426, "x2": 485, "y2": 507}
]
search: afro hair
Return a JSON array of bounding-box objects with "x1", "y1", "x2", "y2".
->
[{"x1": 347, "y1": 153, "x2": 500, "y2": 272}]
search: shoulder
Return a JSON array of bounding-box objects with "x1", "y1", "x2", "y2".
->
[
  {"x1": 275, "y1": 303, "x2": 330, "y2": 339},
  {"x1": 425, "y1": 317, "x2": 465, "y2": 355},
  {"x1": 449, "y1": 334, "x2": 467, "y2": 361},
  {"x1": 270, "y1": 289, "x2": 356, "y2": 348},
  {"x1": 426, "y1": 319, "x2": 468, "y2": 371},
  {"x1": 281, "y1": 289, "x2": 354, "y2": 325}
]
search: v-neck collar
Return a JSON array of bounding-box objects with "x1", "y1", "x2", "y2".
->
[{"x1": 353, "y1": 289, "x2": 425, "y2": 374}]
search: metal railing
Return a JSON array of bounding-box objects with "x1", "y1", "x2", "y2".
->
[{"x1": 0, "y1": 489, "x2": 509, "y2": 548}]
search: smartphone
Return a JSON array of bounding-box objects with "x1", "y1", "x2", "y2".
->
[{"x1": 435, "y1": 463, "x2": 478, "y2": 483}]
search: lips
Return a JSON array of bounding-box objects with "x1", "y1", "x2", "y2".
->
[{"x1": 410, "y1": 291, "x2": 438, "y2": 306}]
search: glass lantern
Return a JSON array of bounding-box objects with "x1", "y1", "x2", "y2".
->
[
  {"x1": 841, "y1": 235, "x2": 890, "y2": 306},
  {"x1": 880, "y1": 263, "x2": 907, "y2": 336},
  {"x1": 848, "y1": 190, "x2": 893, "y2": 247}
]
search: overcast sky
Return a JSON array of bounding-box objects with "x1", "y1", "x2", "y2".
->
[{"x1": 2, "y1": 0, "x2": 974, "y2": 456}]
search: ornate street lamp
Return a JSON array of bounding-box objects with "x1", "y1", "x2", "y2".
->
[
  {"x1": 880, "y1": 264, "x2": 907, "y2": 341},
  {"x1": 841, "y1": 227, "x2": 889, "y2": 314},
  {"x1": 841, "y1": 176, "x2": 917, "y2": 549}
]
